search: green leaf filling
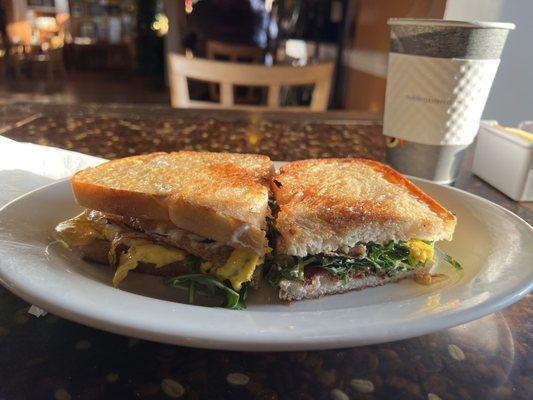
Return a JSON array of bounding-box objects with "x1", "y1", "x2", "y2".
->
[
  {"x1": 435, "y1": 247, "x2": 462, "y2": 270},
  {"x1": 266, "y1": 241, "x2": 422, "y2": 287},
  {"x1": 168, "y1": 253, "x2": 252, "y2": 309},
  {"x1": 167, "y1": 274, "x2": 248, "y2": 310}
]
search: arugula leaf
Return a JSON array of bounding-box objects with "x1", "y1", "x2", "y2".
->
[
  {"x1": 188, "y1": 280, "x2": 196, "y2": 304},
  {"x1": 433, "y1": 247, "x2": 462, "y2": 270},
  {"x1": 265, "y1": 253, "x2": 312, "y2": 287},
  {"x1": 440, "y1": 250, "x2": 463, "y2": 271},
  {"x1": 167, "y1": 274, "x2": 247, "y2": 309},
  {"x1": 317, "y1": 242, "x2": 414, "y2": 282},
  {"x1": 266, "y1": 241, "x2": 463, "y2": 288},
  {"x1": 184, "y1": 254, "x2": 203, "y2": 272},
  {"x1": 444, "y1": 253, "x2": 462, "y2": 270},
  {"x1": 265, "y1": 241, "x2": 419, "y2": 287}
]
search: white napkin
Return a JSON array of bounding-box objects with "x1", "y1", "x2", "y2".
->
[
  {"x1": 0, "y1": 136, "x2": 106, "y2": 317},
  {"x1": 0, "y1": 136, "x2": 105, "y2": 208}
]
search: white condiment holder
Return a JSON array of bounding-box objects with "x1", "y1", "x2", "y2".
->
[{"x1": 472, "y1": 121, "x2": 533, "y2": 201}]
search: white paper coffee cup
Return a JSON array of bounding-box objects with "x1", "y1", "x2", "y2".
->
[{"x1": 383, "y1": 19, "x2": 515, "y2": 183}]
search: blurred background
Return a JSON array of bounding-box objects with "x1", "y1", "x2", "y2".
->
[{"x1": 0, "y1": 0, "x2": 530, "y2": 124}]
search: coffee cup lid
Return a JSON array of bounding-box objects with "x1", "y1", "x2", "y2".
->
[{"x1": 388, "y1": 18, "x2": 515, "y2": 30}]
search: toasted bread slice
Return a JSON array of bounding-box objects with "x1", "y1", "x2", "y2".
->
[
  {"x1": 72, "y1": 151, "x2": 275, "y2": 254},
  {"x1": 273, "y1": 158, "x2": 456, "y2": 256}
]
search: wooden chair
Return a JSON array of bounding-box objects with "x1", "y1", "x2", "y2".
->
[
  {"x1": 167, "y1": 53, "x2": 333, "y2": 111},
  {"x1": 206, "y1": 40, "x2": 265, "y2": 103},
  {"x1": 206, "y1": 40, "x2": 265, "y2": 63}
]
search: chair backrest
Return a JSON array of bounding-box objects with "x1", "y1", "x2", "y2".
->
[
  {"x1": 205, "y1": 41, "x2": 265, "y2": 103},
  {"x1": 167, "y1": 53, "x2": 333, "y2": 111},
  {"x1": 206, "y1": 40, "x2": 264, "y2": 64}
]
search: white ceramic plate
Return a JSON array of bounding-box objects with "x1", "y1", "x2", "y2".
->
[{"x1": 0, "y1": 175, "x2": 531, "y2": 351}]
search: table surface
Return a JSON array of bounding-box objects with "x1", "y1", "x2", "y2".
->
[{"x1": 0, "y1": 103, "x2": 531, "y2": 400}]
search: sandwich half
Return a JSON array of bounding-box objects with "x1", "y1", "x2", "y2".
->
[
  {"x1": 55, "y1": 151, "x2": 274, "y2": 308},
  {"x1": 266, "y1": 158, "x2": 457, "y2": 301}
]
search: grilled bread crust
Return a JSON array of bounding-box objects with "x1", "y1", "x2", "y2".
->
[
  {"x1": 72, "y1": 151, "x2": 275, "y2": 254},
  {"x1": 273, "y1": 158, "x2": 457, "y2": 257}
]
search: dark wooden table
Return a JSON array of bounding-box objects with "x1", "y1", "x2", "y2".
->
[{"x1": 0, "y1": 103, "x2": 531, "y2": 400}]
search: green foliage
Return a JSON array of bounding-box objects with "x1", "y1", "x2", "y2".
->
[
  {"x1": 434, "y1": 247, "x2": 462, "y2": 270},
  {"x1": 265, "y1": 241, "x2": 419, "y2": 286},
  {"x1": 167, "y1": 274, "x2": 248, "y2": 310}
]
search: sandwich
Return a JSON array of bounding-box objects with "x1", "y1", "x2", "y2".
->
[
  {"x1": 55, "y1": 151, "x2": 275, "y2": 308},
  {"x1": 266, "y1": 158, "x2": 458, "y2": 301}
]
